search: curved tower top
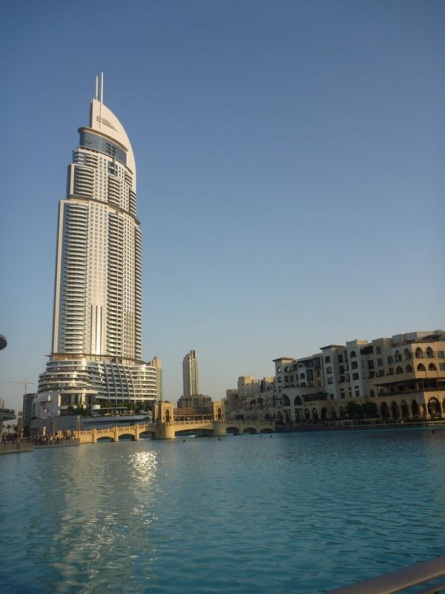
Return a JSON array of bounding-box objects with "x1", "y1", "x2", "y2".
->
[{"x1": 82, "y1": 73, "x2": 136, "y2": 190}]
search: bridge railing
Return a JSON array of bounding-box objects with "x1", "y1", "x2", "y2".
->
[
  {"x1": 160, "y1": 419, "x2": 215, "y2": 427},
  {"x1": 328, "y1": 556, "x2": 445, "y2": 594},
  {"x1": 91, "y1": 423, "x2": 150, "y2": 434}
]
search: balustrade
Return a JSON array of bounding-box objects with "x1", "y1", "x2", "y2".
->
[{"x1": 329, "y1": 555, "x2": 445, "y2": 594}]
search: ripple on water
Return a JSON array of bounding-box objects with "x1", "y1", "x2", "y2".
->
[{"x1": 1, "y1": 430, "x2": 445, "y2": 593}]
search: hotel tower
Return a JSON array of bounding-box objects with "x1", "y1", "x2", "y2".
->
[{"x1": 37, "y1": 75, "x2": 161, "y2": 413}]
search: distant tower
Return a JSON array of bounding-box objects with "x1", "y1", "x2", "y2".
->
[
  {"x1": 37, "y1": 74, "x2": 160, "y2": 410},
  {"x1": 183, "y1": 350, "x2": 199, "y2": 397},
  {"x1": 22, "y1": 393, "x2": 37, "y2": 435}
]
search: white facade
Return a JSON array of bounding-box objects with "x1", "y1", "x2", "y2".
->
[
  {"x1": 38, "y1": 75, "x2": 159, "y2": 409},
  {"x1": 52, "y1": 81, "x2": 140, "y2": 359}
]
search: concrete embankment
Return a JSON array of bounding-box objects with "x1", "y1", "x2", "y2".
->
[{"x1": 276, "y1": 420, "x2": 445, "y2": 433}]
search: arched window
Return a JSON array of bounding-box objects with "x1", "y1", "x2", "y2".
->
[
  {"x1": 428, "y1": 397, "x2": 441, "y2": 416},
  {"x1": 391, "y1": 401, "x2": 400, "y2": 418},
  {"x1": 396, "y1": 366, "x2": 403, "y2": 374},
  {"x1": 381, "y1": 401, "x2": 390, "y2": 418},
  {"x1": 400, "y1": 400, "x2": 409, "y2": 418},
  {"x1": 415, "y1": 347, "x2": 424, "y2": 359},
  {"x1": 282, "y1": 394, "x2": 290, "y2": 406},
  {"x1": 405, "y1": 365, "x2": 413, "y2": 373},
  {"x1": 417, "y1": 363, "x2": 426, "y2": 372},
  {"x1": 294, "y1": 395, "x2": 302, "y2": 406},
  {"x1": 426, "y1": 347, "x2": 434, "y2": 358},
  {"x1": 350, "y1": 351, "x2": 356, "y2": 358},
  {"x1": 428, "y1": 363, "x2": 437, "y2": 372},
  {"x1": 403, "y1": 348, "x2": 411, "y2": 360}
]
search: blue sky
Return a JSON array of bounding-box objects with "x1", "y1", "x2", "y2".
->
[{"x1": 1, "y1": 0, "x2": 444, "y2": 411}]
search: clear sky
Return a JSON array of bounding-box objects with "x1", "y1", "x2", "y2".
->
[{"x1": 1, "y1": 0, "x2": 444, "y2": 412}]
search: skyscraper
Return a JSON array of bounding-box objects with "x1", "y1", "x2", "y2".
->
[
  {"x1": 37, "y1": 75, "x2": 161, "y2": 412},
  {"x1": 182, "y1": 350, "x2": 199, "y2": 397}
]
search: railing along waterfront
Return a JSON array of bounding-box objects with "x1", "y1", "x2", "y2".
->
[
  {"x1": 0, "y1": 441, "x2": 33, "y2": 454},
  {"x1": 328, "y1": 556, "x2": 445, "y2": 594}
]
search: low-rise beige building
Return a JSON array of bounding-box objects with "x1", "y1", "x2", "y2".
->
[
  {"x1": 225, "y1": 376, "x2": 275, "y2": 421},
  {"x1": 228, "y1": 330, "x2": 445, "y2": 424}
]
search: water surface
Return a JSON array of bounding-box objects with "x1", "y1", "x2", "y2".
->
[{"x1": 1, "y1": 428, "x2": 445, "y2": 593}]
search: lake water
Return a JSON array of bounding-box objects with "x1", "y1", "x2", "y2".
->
[{"x1": 1, "y1": 428, "x2": 445, "y2": 593}]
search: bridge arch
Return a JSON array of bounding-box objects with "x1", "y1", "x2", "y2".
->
[
  {"x1": 117, "y1": 432, "x2": 137, "y2": 441},
  {"x1": 97, "y1": 435, "x2": 114, "y2": 442},
  {"x1": 139, "y1": 429, "x2": 154, "y2": 439}
]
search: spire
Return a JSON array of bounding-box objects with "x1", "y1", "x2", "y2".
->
[{"x1": 95, "y1": 72, "x2": 104, "y2": 103}]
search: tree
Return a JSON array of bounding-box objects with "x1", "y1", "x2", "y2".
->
[
  {"x1": 345, "y1": 401, "x2": 362, "y2": 419},
  {"x1": 362, "y1": 401, "x2": 378, "y2": 418}
]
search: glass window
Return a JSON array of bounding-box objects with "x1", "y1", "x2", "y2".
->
[{"x1": 80, "y1": 131, "x2": 127, "y2": 165}]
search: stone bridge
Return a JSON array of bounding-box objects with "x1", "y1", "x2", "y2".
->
[
  {"x1": 76, "y1": 418, "x2": 275, "y2": 443},
  {"x1": 76, "y1": 401, "x2": 275, "y2": 443}
]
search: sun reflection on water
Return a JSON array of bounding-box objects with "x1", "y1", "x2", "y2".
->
[{"x1": 129, "y1": 449, "x2": 158, "y2": 485}]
